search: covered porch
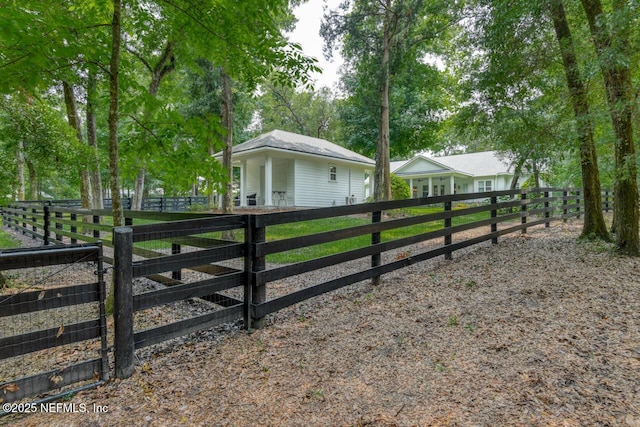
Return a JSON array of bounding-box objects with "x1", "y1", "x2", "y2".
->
[
  {"x1": 402, "y1": 173, "x2": 474, "y2": 198},
  {"x1": 232, "y1": 154, "x2": 294, "y2": 207}
]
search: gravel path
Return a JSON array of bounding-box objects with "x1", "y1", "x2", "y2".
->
[{"x1": 5, "y1": 218, "x2": 640, "y2": 426}]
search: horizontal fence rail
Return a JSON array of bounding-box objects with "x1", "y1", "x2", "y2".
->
[
  {"x1": 0, "y1": 204, "x2": 222, "y2": 263},
  {"x1": 1, "y1": 188, "x2": 602, "y2": 382}
]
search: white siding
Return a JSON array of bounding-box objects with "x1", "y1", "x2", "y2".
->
[
  {"x1": 402, "y1": 158, "x2": 448, "y2": 174},
  {"x1": 294, "y1": 158, "x2": 366, "y2": 207}
]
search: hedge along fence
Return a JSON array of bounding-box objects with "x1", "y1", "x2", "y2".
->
[{"x1": 110, "y1": 188, "x2": 587, "y2": 378}]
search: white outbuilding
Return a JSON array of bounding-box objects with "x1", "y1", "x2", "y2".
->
[{"x1": 215, "y1": 130, "x2": 375, "y2": 208}]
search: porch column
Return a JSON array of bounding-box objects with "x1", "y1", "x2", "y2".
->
[
  {"x1": 240, "y1": 161, "x2": 246, "y2": 207},
  {"x1": 409, "y1": 178, "x2": 414, "y2": 198},
  {"x1": 450, "y1": 176, "x2": 455, "y2": 195},
  {"x1": 265, "y1": 154, "x2": 273, "y2": 206},
  {"x1": 428, "y1": 177, "x2": 433, "y2": 197}
]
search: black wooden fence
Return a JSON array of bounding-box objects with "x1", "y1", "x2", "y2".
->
[
  {"x1": 0, "y1": 244, "x2": 109, "y2": 407},
  {"x1": 110, "y1": 188, "x2": 587, "y2": 377},
  {"x1": 18, "y1": 196, "x2": 210, "y2": 212},
  {"x1": 0, "y1": 204, "x2": 220, "y2": 263},
  {"x1": 1, "y1": 188, "x2": 594, "y2": 384}
]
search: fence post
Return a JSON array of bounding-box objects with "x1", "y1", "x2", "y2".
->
[
  {"x1": 13, "y1": 204, "x2": 18, "y2": 230},
  {"x1": 31, "y1": 207, "x2": 37, "y2": 239},
  {"x1": 43, "y1": 205, "x2": 50, "y2": 245},
  {"x1": 113, "y1": 227, "x2": 135, "y2": 379},
  {"x1": 244, "y1": 215, "x2": 253, "y2": 330},
  {"x1": 93, "y1": 215, "x2": 100, "y2": 239},
  {"x1": 70, "y1": 213, "x2": 77, "y2": 244},
  {"x1": 563, "y1": 190, "x2": 568, "y2": 223},
  {"x1": 444, "y1": 201, "x2": 453, "y2": 259},
  {"x1": 371, "y1": 210, "x2": 382, "y2": 284},
  {"x1": 95, "y1": 241, "x2": 110, "y2": 381},
  {"x1": 544, "y1": 191, "x2": 550, "y2": 228},
  {"x1": 576, "y1": 190, "x2": 581, "y2": 219},
  {"x1": 250, "y1": 216, "x2": 267, "y2": 329},
  {"x1": 521, "y1": 192, "x2": 528, "y2": 234},
  {"x1": 55, "y1": 211, "x2": 63, "y2": 243},
  {"x1": 490, "y1": 196, "x2": 498, "y2": 244},
  {"x1": 171, "y1": 243, "x2": 182, "y2": 281},
  {"x1": 21, "y1": 206, "x2": 27, "y2": 235}
]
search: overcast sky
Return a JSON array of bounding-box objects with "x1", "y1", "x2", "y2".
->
[{"x1": 288, "y1": 0, "x2": 343, "y2": 90}]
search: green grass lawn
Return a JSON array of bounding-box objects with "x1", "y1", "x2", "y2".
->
[
  {"x1": 130, "y1": 205, "x2": 493, "y2": 264},
  {"x1": 266, "y1": 206, "x2": 490, "y2": 263}
]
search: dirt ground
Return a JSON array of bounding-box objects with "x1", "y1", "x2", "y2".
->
[{"x1": 5, "y1": 219, "x2": 640, "y2": 426}]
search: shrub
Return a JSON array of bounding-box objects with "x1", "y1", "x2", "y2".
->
[{"x1": 390, "y1": 174, "x2": 411, "y2": 200}]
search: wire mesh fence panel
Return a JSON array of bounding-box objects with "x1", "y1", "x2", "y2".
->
[{"x1": 0, "y1": 244, "x2": 109, "y2": 409}]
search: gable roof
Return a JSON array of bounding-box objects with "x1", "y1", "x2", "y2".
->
[
  {"x1": 392, "y1": 151, "x2": 513, "y2": 177},
  {"x1": 224, "y1": 130, "x2": 375, "y2": 166}
]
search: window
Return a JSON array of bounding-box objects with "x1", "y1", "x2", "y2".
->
[
  {"x1": 329, "y1": 165, "x2": 337, "y2": 182},
  {"x1": 478, "y1": 180, "x2": 492, "y2": 192}
]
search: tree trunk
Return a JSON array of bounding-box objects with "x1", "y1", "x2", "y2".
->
[
  {"x1": 108, "y1": 0, "x2": 124, "y2": 227},
  {"x1": 132, "y1": 163, "x2": 145, "y2": 210},
  {"x1": 550, "y1": 0, "x2": 609, "y2": 241},
  {"x1": 27, "y1": 161, "x2": 37, "y2": 200},
  {"x1": 62, "y1": 80, "x2": 92, "y2": 210},
  {"x1": 87, "y1": 70, "x2": 104, "y2": 209},
  {"x1": 221, "y1": 68, "x2": 234, "y2": 218},
  {"x1": 533, "y1": 163, "x2": 540, "y2": 189},
  {"x1": 580, "y1": 0, "x2": 638, "y2": 254},
  {"x1": 374, "y1": 0, "x2": 392, "y2": 202},
  {"x1": 131, "y1": 41, "x2": 175, "y2": 211},
  {"x1": 207, "y1": 135, "x2": 216, "y2": 208},
  {"x1": 16, "y1": 140, "x2": 25, "y2": 201},
  {"x1": 509, "y1": 157, "x2": 525, "y2": 191}
]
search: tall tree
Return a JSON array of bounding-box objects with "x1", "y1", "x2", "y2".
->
[
  {"x1": 127, "y1": 39, "x2": 177, "y2": 210},
  {"x1": 448, "y1": 2, "x2": 585, "y2": 191},
  {"x1": 86, "y1": 70, "x2": 104, "y2": 209},
  {"x1": 579, "y1": 0, "x2": 638, "y2": 254},
  {"x1": 62, "y1": 81, "x2": 93, "y2": 210},
  {"x1": 220, "y1": 68, "x2": 234, "y2": 216},
  {"x1": 323, "y1": 0, "x2": 453, "y2": 200},
  {"x1": 108, "y1": 0, "x2": 125, "y2": 226},
  {"x1": 256, "y1": 83, "x2": 340, "y2": 140},
  {"x1": 549, "y1": 0, "x2": 609, "y2": 240}
]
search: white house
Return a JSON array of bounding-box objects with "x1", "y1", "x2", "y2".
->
[
  {"x1": 367, "y1": 151, "x2": 528, "y2": 198},
  {"x1": 215, "y1": 130, "x2": 375, "y2": 207}
]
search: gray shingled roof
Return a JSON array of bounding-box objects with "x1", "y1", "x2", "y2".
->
[
  {"x1": 392, "y1": 151, "x2": 513, "y2": 177},
  {"x1": 228, "y1": 130, "x2": 375, "y2": 165}
]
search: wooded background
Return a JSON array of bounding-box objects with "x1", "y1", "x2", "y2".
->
[{"x1": 0, "y1": 0, "x2": 638, "y2": 251}]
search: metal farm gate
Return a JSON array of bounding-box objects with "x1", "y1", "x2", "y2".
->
[{"x1": 0, "y1": 244, "x2": 109, "y2": 408}]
